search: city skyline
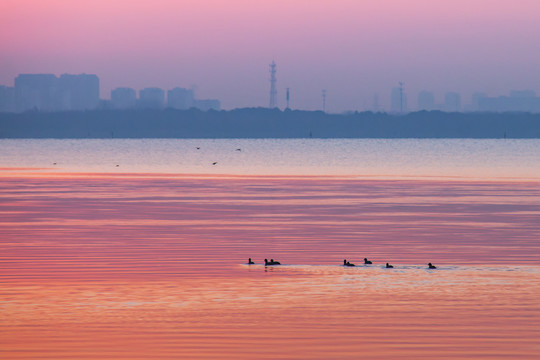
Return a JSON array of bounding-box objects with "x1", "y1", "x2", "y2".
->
[
  {"x1": 2, "y1": 0, "x2": 540, "y2": 112},
  {"x1": 0, "y1": 73, "x2": 221, "y2": 112},
  {"x1": 3, "y1": 71, "x2": 540, "y2": 113}
]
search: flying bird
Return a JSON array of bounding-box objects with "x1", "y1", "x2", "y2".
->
[{"x1": 212, "y1": 162, "x2": 218, "y2": 165}]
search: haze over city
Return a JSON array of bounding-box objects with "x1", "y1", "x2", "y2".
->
[
  {"x1": 2, "y1": 0, "x2": 540, "y2": 112},
  {"x1": 3, "y1": 2, "x2": 540, "y2": 360}
]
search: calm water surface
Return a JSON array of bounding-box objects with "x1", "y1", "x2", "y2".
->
[
  {"x1": 1, "y1": 138, "x2": 540, "y2": 178},
  {"x1": 1, "y1": 139, "x2": 539, "y2": 359}
]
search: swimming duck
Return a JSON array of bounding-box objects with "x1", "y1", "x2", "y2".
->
[
  {"x1": 343, "y1": 259, "x2": 355, "y2": 267},
  {"x1": 385, "y1": 263, "x2": 393, "y2": 268},
  {"x1": 265, "y1": 258, "x2": 281, "y2": 266},
  {"x1": 428, "y1": 263, "x2": 437, "y2": 269},
  {"x1": 364, "y1": 258, "x2": 372, "y2": 265},
  {"x1": 248, "y1": 258, "x2": 255, "y2": 265}
]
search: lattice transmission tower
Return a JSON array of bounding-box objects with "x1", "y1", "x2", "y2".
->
[{"x1": 269, "y1": 61, "x2": 277, "y2": 108}]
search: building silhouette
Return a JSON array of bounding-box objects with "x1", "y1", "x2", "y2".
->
[
  {"x1": 139, "y1": 87, "x2": 165, "y2": 109},
  {"x1": 417, "y1": 91, "x2": 435, "y2": 111},
  {"x1": 12, "y1": 73, "x2": 99, "y2": 112},
  {"x1": 0, "y1": 85, "x2": 16, "y2": 112},
  {"x1": 478, "y1": 90, "x2": 540, "y2": 112},
  {"x1": 167, "y1": 87, "x2": 194, "y2": 110},
  {"x1": 2, "y1": 73, "x2": 225, "y2": 113},
  {"x1": 14, "y1": 74, "x2": 58, "y2": 112},
  {"x1": 111, "y1": 88, "x2": 137, "y2": 109},
  {"x1": 510, "y1": 90, "x2": 536, "y2": 98},
  {"x1": 57, "y1": 74, "x2": 99, "y2": 110},
  {"x1": 111, "y1": 87, "x2": 137, "y2": 109}
]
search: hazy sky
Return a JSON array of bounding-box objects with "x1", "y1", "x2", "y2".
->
[{"x1": 1, "y1": 0, "x2": 540, "y2": 111}]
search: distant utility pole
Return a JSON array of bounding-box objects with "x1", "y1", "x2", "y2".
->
[
  {"x1": 269, "y1": 61, "x2": 277, "y2": 108},
  {"x1": 399, "y1": 81, "x2": 404, "y2": 114},
  {"x1": 322, "y1": 89, "x2": 327, "y2": 113},
  {"x1": 286, "y1": 88, "x2": 290, "y2": 109}
]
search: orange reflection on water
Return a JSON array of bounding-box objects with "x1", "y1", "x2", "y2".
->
[
  {"x1": 2, "y1": 266, "x2": 540, "y2": 359},
  {"x1": 1, "y1": 173, "x2": 540, "y2": 359}
]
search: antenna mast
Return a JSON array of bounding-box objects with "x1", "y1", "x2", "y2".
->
[
  {"x1": 286, "y1": 88, "x2": 290, "y2": 109},
  {"x1": 269, "y1": 61, "x2": 277, "y2": 108},
  {"x1": 322, "y1": 89, "x2": 327, "y2": 113}
]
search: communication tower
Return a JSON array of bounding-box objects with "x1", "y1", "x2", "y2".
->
[
  {"x1": 286, "y1": 88, "x2": 290, "y2": 109},
  {"x1": 269, "y1": 61, "x2": 277, "y2": 108},
  {"x1": 322, "y1": 89, "x2": 327, "y2": 113}
]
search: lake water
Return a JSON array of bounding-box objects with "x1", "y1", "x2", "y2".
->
[
  {"x1": 1, "y1": 138, "x2": 540, "y2": 179},
  {"x1": 1, "y1": 139, "x2": 539, "y2": 359}
]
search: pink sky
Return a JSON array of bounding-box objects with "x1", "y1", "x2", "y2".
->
[{"x1": 1, "y1": 0, "x2": 540, "y2": 111}]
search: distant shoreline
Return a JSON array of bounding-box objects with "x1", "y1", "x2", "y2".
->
[{"x1": 1, "y1": 108, "x2": 540, "y2": 139}]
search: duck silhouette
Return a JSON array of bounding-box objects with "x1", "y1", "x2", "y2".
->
[
  {"x1": 364, "y1": 258, "x2": 372, "y2": 265},
  {"x1": 343, "y1": 259, "x2": 355, "y2": 267},
  {"x1": 265, "y1": 258, "x2": 281, "y2": 266},
  {"x1": 248, "y1": 258, "x2": 255, "y2": 265},
  {"x1": 428, "y1": 263, "x2": 437, "y2": 269},
  {"x1": 385, "y1": 263, "x2": 394, "y2": 268}
]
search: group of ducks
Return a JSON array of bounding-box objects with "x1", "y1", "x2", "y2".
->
[
  {"x1": 247, "y1": 258, "x2": 282, "y2": 266},
  {"x1": 248, "y1": 258, "x2": 437, "y2": 269},
  {"x1": 344, "y1": 258, "x2": 436, "y2": 269}
]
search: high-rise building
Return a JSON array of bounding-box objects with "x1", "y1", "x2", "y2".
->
[
  {"x1": 14, "y1": 74, "x2": 58, "y2": 112},
  {"x1": 444, "y1": 92, "x2": 461, "y2": 112},
  {"x1": 0, "y1": 86, "x2": 16, "y2": 112},
  {"x1": 510, "y1": 90, "x2": 536, "y2": 98},
  {"x1": 139, "y1": 88, "x2": 165, "y2": 109},
  {"x1": 417, "y1": 91, "x2": 435, "y2": 111},
  {"x1": 111, "y1": 88, "x2": 137, "y2": 109},
  {"x1": 13, "y1": 73, "x2": 100, "y2": 112},
  {"x1": 167, "y1": 88, "x2": 194, "y2": 109},
  {"x1": 478, "y1": 90, "x2": 540, "y2": 112},
  {"x1": 57, "y1": 74, "x2": 99, "y2": 110}
]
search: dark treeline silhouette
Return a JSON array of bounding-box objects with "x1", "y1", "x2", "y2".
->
[{"x1": 1, "y1": 108, "x2": 540, "y2": 138}]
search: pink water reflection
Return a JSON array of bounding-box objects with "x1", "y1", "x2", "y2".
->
[{"x1": 1, "y1": 173, "x2": 539, "y2": 359}]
